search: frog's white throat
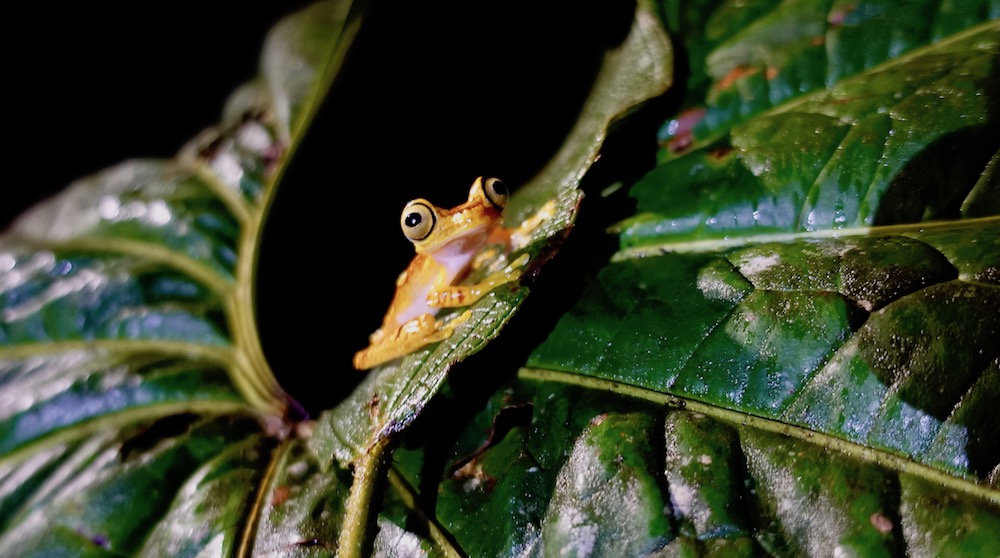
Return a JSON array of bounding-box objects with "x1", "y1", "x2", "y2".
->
[{"x1": 427, "y1": 229, "x2": 491, "y2": 281}]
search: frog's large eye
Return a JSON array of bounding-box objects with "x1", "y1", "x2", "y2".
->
[
  {"x1": 482, "y1": 177, "x2": 509, "y2": 210},
  {"x1": 401, "y1": 201, "x2": 436, "y2": 241}
]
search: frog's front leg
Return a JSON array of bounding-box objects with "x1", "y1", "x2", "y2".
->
[
  {"x1": 472, "y1": 200, "x2": 558, "y2": 271},
  {"x1": 353, "y1": 311, "x2": 472, "y2": 370},
  {"x1": 427, "y1": 254, "x2": 529, "y2": 308}
]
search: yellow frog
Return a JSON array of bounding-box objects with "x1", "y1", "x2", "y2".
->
[{"x1": 353, "y1": 177, "x2": 530, "y2": 370}]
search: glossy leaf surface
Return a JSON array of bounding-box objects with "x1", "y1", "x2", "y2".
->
[
  {"x1": 622, "y1": 19, "x2": 999, "y2": 248},
  {"x1": 307, "y1": 1, "x2": 673, "y2": 469},
  {"x1": 429, "y1": 378, "x2": 1000, "y2": 556},
  {"x1": 1, "y1": 2, "x2": 362, "y2": 555},
  {"x1": 0, "y1": 1, "x2": 674, "y2": 556},
  {"x1": 516, "y1": 2, "x2": 1000, "y2": 555},
  {"x1": 658, "y1": 0, "x2": 1000, "y2": 150},
  {"x1": 533, "y1": 222, "x2": 1000, "y2": 478},
  {"x1": 2, "y1": 0, "x2": 998, "y2": 555}
]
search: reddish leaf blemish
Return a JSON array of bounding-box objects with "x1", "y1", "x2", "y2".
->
[
  {"x1": 668, "y1": 134, "x2": 694, "y2": 154},
  {"x1": 450, "y1": 460, "x2": 498, "y2": 493},
  {"x1": 664, "y1": 107, "x2": 707, "y2": 154},
  {"x1": 709, "y1": 146, "x2": 734, "y2": 160},
  {"x1": 828, "y1": 4, "x2": 856, "y2": 27},
  {"x1": 448, "y1": 403, "x2": 533, "y2": 480},
  {"x1": 293, "y1": 539, "x2": 330, "y2": 549},
  {"x1": 870, "y1": 512, "x2": 893, "y2": 534},
  {"x1": 196, "y1": 134, "x2": 226, "y2": 160},
  {"x1": 717, "y1": 66, "x2": 759, "y2": 90},
  {"x1": 368, "y1": 392, "x2": 381, "y2": 421},
  {"x1": 271, "y1": 485, "x2": 292, "y2": 506}
]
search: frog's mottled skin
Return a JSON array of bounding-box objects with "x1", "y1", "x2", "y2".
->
[{"x1": 353, "y1": 177, "x2": 524, "y2": 370}]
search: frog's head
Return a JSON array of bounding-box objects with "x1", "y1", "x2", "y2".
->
[{"x1": 401, "y1": 177, "x2": 509, "y2": 256}]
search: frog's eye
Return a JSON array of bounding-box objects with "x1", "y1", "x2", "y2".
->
[
  {"x1": 401, "y1": 201, "x2": 436, "y2": 241},
  {"x1": 482, "y1": 177, "x2": 509, "y2": 210}
]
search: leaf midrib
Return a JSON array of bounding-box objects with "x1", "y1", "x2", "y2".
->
[
  {"x1": 518, "y1": 366, "x2": 1000, "y2": 506},
  {"x1": 614, "y1": 215, "x2": 1000, "y2": 259},
  {"x1": 0, "y1": 401, "x2": 253, "y2": 470},
  {"x1": 690, "y1": 18, "x2": 1000, "y2": 153}
]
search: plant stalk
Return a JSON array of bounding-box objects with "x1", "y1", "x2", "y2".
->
[{"x1": 337, "y1": 437, "x2": 390, "y2": 558}]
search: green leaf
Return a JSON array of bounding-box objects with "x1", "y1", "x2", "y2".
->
[
  {"x1": 432, "y1": 380, "x2": 660, "y2": 556},
  {"x1": 624, "y1": 19, "x2": 999, "y2": 248},
  {"x1": 0, "y1": 415, "x2": 268, "y2": 555},
  {"x1": 514, "y1": 2, "x2": 1000, "y2": 554},
  {"x1": 1, "y1": 1, "x2": 363, "y2": 554},
  {"x1": 4, "y1": 0, "x2": 996, "y2": 554},
  {"x1": 304, "y1": 5, "x2": 671, "y2": 553},
  {"x1": 2, "y1": 1, "x2": 362, "y2": 420},
  {"x1": 531, "y1": 222, "x2": 1000, "y2": 480},
  {"x1": 659, "y1": 0, "x2": 1000, "y2": 150},
  {"x1": 245, "y1": 439, "x2": 350, "y2": 556},
  {"x1": 437, "y1": 378, "x2": 1000, "y2": 556},
  {"x1": 307, "y1": 0, "x2": 673, "y2": 470},
  {"x1": 535, "y1": 412, "x2": 672, "y2": 556},
  {"x1": 3, "y1": 1, "x2": 675, "y2": 555}
]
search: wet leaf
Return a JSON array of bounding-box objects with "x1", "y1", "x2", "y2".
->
[
  {"x1": 623, "y1": 19, "x2": 999, "y2": 248},
  {"x1": 513, "y1": 3, "x2": 1000, "y2": 555},
  {"x1": 434, "y1": 379, "x2": 1000, "y2": 556},
  {"x1": 307, "y1": 0, "x2": 673, "y2": 469},
  {"x1": 0, "y1": 416, "x2": 268, "y2": 555},
  {"x1": 1, "y1": 1, "x2": 363, "y2": 555},
  {"x1": 531, "y1": 223, "x2": 1000, "y2": 480},
  {"x1": 4, "y1": 0, "x2": 995, "y2": 555},
  {"x1": 2, "y1": 1, "x2": 674, "y2": 556},
  {"x1": 658, "y1": 0, "x2": 1000, "y2": 150}
]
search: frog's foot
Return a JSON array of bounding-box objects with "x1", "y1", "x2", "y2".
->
[
  {"x1": 427, "y1": 253, "x2": 529, "y2": 309},
  {"x1": 353, "y1": 312, "x2": 472, "y2": 370},
  {"x1": 471, "y1": 246, "x2": 504, "y2": 272},
  {"x1": 510, "y1": 199, "x2": 557, "y2": 250},
  {"x1": 368, "y1": 327, "x2": 386, "y2": 345}
]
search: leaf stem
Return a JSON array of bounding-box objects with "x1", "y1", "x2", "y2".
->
[
  {"x1": 236, "y1": 439, "x2": 290, "y2": 557},
  {"x1": 337, "y1": 437, "x2": 390, "y2": 558},
  {"x1": 387, "y1": 468, "x2": 464, "y2": 557}
]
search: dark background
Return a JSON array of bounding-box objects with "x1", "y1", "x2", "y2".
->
[
  {"x1": 4, "y1": 3, "x2": 306, "y2": 226},
  {"x1": 6, "y1": 1, "x2": 657, "y2": 412}
]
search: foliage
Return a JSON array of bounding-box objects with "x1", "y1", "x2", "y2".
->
[{"x1": 1, "y1": 1, "x2": 998, "y2": 556}]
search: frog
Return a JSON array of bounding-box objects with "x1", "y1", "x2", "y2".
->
[{"x1": 353, "y1": 176, "x2": 532, "y2": 370}]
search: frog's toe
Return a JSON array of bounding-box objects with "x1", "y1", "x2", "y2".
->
[{"x1": 509, "y1": 253, "x2": 530, "y2": 270}]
